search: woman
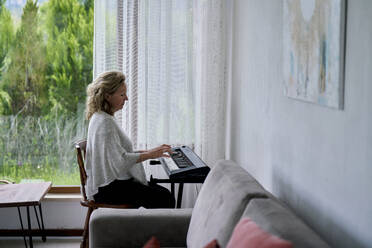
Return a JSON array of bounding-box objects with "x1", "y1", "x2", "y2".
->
[{"x1": 85, "y1": 71, "x2": 175, "y2": 208}]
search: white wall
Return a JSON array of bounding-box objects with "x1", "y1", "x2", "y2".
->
[{"x1": 228, "y1": 1, "x2": 372, "y2": 248}]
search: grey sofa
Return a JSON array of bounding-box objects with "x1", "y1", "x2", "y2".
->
[{"x1": 89, "y1": 160, "x2": 330, "y2": 248}]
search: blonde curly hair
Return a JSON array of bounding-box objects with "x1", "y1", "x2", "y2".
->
[{"x1": 85, "y1": 71, "x2": 126, "y2": 120}]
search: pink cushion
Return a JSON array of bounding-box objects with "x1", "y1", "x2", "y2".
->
[
  {"x1": 204, "y1": 239, "x2": 221, "y2": 248},
  {"x1": 143, "y1": 236, "x2": 160, "y2": 248},
  {"x1": 226, "y1": 218, "x2": 293, "y2": 248}
]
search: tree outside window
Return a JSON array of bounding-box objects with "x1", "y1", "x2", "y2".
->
[{"x1": 0, "y1": 0, "x2": 93, "y2": 185}]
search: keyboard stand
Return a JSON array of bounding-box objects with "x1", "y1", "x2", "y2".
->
[{"x1": 149, "y1": 176, "x2": 207, "y2": 208}]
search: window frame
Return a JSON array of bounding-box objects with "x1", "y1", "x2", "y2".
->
[{"x1": 49, "y1": 185, "x2": 80, "y2": 194}]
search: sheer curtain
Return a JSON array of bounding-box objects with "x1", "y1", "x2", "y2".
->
[
  {"x1": 193, "y1": 0, "x2": 228, "y2": 167},
  {"x1": 93, "y1": 0, "x2": 228, "y2": 207},
  {"x1": 132, "y1": 0, "x2": 194, "y2": 151},
  {"x1": 122, "y1": 1, "x2": 195, "y2": 205},
  {"x1": 93, "y1": 0, "x2": 125, "y2": 122},
  {"x1": 93, "y1": 0, "x2": 120, "y2": 77}
]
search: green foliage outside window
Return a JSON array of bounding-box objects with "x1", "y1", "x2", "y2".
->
[{"x1": 0, "y1": 0, "x2": 93, "y2": 185}]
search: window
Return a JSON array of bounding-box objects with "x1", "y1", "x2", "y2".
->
[{"x1": 0, "y1": 0, "x2": 93, "y2": 186}]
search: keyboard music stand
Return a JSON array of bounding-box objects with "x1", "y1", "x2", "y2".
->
[{"x1": 149, "y1": 175, "x2": 207, "y2": 208}]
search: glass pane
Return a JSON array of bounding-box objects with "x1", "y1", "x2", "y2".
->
[{"x1": 0, "y1": 0, "x2": 93, "y2": 185}]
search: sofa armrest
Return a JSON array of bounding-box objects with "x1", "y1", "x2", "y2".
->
[{"x1": 90, "y1": 208, "x2": 193, "y2": 248}]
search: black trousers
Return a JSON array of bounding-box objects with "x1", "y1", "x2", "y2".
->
[{"x1": 93, "y1": 179, "x2": 175, "y2": 208}]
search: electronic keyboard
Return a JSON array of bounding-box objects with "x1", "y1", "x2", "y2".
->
[{"x1": 159, "y1": 146, "x2": 210, "y2": 180}]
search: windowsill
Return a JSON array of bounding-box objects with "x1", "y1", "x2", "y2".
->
[
  {"x1": 49, "y1": 186, "x2": 81, "y2": 194},
  {"x1": 44, "y1": 193, "x2": 82, "y2": 202}
]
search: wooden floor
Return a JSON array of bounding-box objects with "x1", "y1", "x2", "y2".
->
[{"x1": 0, "y1": 237, "x2": 80, "y2": 247}]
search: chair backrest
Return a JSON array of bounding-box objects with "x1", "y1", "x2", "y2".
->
[
  {"x1": 75, "y1": 140, "x2": 88, "y2": 201},
  {"x1": 0, "y1": 179, "x2": 14, "y2": 184}
]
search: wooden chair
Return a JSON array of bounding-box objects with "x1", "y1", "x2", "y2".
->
[
  {"x1": 0, "y1": 179, "x2": 14, "y2": 184},
  {"x1": 75, "y1": 140, "x2": 134, "y2": 248}
]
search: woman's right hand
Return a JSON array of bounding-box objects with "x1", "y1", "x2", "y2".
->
[
  {"x1": 137, "y1": 144, "x2": 173, "y2": 163},
  {"x1": 146, "y1": 144, "x2": 172, "y2": 159}
]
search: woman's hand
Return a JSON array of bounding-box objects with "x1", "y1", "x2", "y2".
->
[
  {"x1": 146, "y1": 144, "x2": 172, "y2": 159},
  {"x1": 137, "y1": 144, "x2": 173, "y2": 163}
]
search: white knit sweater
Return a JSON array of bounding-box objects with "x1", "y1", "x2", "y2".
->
[{"x1": 85, "y1": 111, "x2": 147, "y2": 200}]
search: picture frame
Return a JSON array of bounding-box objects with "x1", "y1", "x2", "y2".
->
[{"x1": 283, "y1": 0, "x2": 346, "y2": 109}]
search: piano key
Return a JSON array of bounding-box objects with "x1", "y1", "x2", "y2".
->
[{"x1": 162, "y1": 157, "x2": 179, "y2": 171}]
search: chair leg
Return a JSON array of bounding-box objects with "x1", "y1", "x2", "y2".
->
[{"x1": 81, "y1": 207, "x2": 94, "y2": 248}]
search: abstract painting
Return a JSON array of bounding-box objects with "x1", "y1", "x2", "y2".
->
[{"x1": 283, "y1": 0, "x2": 346, "y2": 109}]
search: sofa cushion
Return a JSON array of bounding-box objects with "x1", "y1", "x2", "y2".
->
[
  {"x1": 143, "y1": 236, "x2": 160, "y2": 248},
  {"x1": 226, "y1": 217, "x2": 293, "y2": 248},
  {"x1": 203, "y1": 239, "x2": 220, "y2": 248},
  {"x1": 186, "y1": 160, "x2": 268, "y2": 248},
  {"x1": 242, "y1": 198, "x2": 330, "y2": 248},
  {"x1": 90, "y1": 208, "x2": 192, "y2": 247}
]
